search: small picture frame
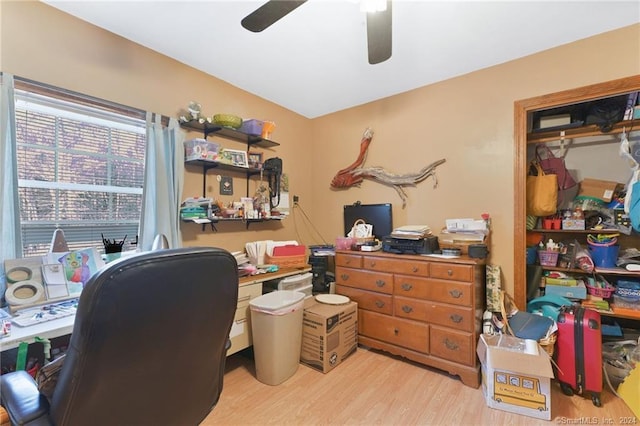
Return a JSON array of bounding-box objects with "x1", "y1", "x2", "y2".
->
[
  {"x1": 220, "y1": 176, "x2": 233, "y2": 195},
  {"x1": 221, "y1": 148, "x2": 248, "y2": 168},
  {"x1": 248, "y1": 151, "x2": 263, "y2": 169}
]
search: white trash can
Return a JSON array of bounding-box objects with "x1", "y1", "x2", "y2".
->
[{"x1": 249, "y1": 290, "x2": 305, "y2": 385}]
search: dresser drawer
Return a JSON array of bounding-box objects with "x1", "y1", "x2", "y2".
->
[
  {"x1": 423, "y1": 279, "x2": 472, "y2": 307},
  {"x1": 393, "y1": 296, "x2": 429, "y2": 323},
  {"x1": 360, "y1": 310, "x2": 429, "y2": 353},
  {"x1": 362, "y1": 256, "x2": 429, "y2": 277},
  {"x1": 393, "y1": 275, "x2": 432, "y2": 299},
  {"x1": 429, "y1": 326, "x2": 474, "y2": 366},
  {"x1": 430, "y1": 263, "x2": 473, "y2": 282},
  {"x1": 424, "y1": 301, "x2": 474, "y2": 332},
  {"x1": 336, "y1": 253, "x2": 362, "y2": 268},
  {"x1": 336, "y1": 285, "x2": 392, "y2": 315},
  {"x1": 335, "y1": 267, "x2": 393, "y2": 294}
]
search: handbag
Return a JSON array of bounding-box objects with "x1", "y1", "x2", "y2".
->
[
  {"x1": 500, "y1": 291, "x2": 554, "y2": 341},
  {"x1": 526, "y1": 161, "x2": 558, "y2": 217},
  {"x1": 36, "y1": 354, "x2": 66, "y2": 403},
  {"x1": 536, "y1": 144, "x2": 577, "y2": 190}
]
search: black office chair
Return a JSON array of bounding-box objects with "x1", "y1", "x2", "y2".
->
[{"x1": 0, "y1": 247, "x2": 238, "y2": 425}]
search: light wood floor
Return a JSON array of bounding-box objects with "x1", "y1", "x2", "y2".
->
[{"x1": 203, "y1": 346, "x2": 635, "y2": 425}]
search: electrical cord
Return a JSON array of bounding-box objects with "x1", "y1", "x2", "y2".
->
[{"x1": 291, "y1": 202, "x2": 329, "y2": 246}]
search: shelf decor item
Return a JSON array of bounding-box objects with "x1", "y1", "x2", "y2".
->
[
  {"x1": 248, "y1": 151, "x2": 263, "y2": 169},
  {"x1": 219, "y1": 148, "x2": 248, "y2": 168},
  {"x1": 212, "y1": 114, "x2": 243, "y2": 129}
]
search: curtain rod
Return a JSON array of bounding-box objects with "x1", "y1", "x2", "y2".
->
[{"x1": 9, "y1": 74, "x2": 171, "y2": 126}]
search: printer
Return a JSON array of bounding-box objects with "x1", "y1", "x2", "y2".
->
[{"x1": 382, "y1": 235, "x2": 439, "y2": 255}]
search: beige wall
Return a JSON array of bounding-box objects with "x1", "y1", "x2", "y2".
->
[{"x1": 2, "y1": 1, "x2": 639, "y2": 294}]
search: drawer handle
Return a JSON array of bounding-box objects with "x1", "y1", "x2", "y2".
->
[
  {"x1": 341, "y1": 273, "x2": 350, "y2": 281},
  {"x1": 449, "y1": 289, "x2": 463, "y2": 298},
  {"x1": 375, "y1": 279, "x2": 386, "y2": 287},
  {"x1": 345, "y1": 259, "x2": 351, "y2": 264},
  {"x1": 394, "y1": 328, "x2": 399, "y2": 335},
  {"x1": 375, "y1": 300, "x2": 385, "y2": 308},
  {"x1": 401, "y1": 305, "x2": 413, "y2": 313},
  {"x1": 235, "y1": 318, "x2": 247, "y2": 324},
  {"x1": 447, "y1": 269, "x2": 453, "y2": 276},
  {"x1": 369, "y1": 261, "x2": 377, "y2": 267},
  {"x1": 401, "y1": 283, "x2": 413, "y2": 291},
  {"x1": 412, "y1": 266, "x2": 419, "y2": 273},
  {"x1": 444, "y1": 338, "x2": 459, "y2": 351},
  {"x1": 237, "y1": 295, "x2": 251, "y2": 302},
  {"x1": 450, "y1": 314, "x2": 463, "y2": 323}
]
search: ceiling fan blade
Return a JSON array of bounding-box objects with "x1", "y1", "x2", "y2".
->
[
  {"x1": 366, "y1": 0, "x2": 392, "y2": 64},
  {"x1": 241, "y1": 0, "x2": 308, "y2": 33}
]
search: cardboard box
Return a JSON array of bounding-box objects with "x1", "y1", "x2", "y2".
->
[
  {"x1": 561, "y1": 219, "x2": 585, "y2": 230},
  {"x1": 477, "y1": 334, "x2": 554, "y2": 420},
  {"x1": 301, "y1": 300, "x2": 357, "y2": 373},
  {"x1": 545, "y1": 282, "x2": 587, "y2": 300},
  {"x1": 578, "y1": 178, "x2": 623, "y2": 203}
]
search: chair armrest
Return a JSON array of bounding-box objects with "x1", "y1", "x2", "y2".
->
[{"x1": 0, "y1": 370, "x2": 52, "y2": 426}]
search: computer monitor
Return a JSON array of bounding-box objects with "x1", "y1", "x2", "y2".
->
[{"x1": 343, "y1": 203, "x2": 393, "y2": 240}]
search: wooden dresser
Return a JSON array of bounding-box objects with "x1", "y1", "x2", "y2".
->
[{"x1": 335, "y1": 250, "x2": 485, "y2": 388}]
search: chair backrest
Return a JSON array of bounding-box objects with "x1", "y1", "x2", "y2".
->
[{"x1": 49, "y1": 247, "x2": 238, "y2": 425}]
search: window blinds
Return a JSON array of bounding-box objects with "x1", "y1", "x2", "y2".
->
[{"x1": 14, "y1": 87, "x2": 146, "y2": 256}]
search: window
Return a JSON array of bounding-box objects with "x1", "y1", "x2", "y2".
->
[{"x1": 15, "y1": 87, "x2": 146, "y2": 257}]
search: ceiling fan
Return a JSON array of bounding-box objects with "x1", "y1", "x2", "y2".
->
[{"x1": 241, "y1": 0, "x2": 393, "y2": 65}]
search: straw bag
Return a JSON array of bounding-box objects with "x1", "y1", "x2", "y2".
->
[
  {"x1": 526, "y1": 162, "x2": 558, "y2": 217},
  {"x1": 347, "y1": 219, "x2": 374, "y2": 244}
]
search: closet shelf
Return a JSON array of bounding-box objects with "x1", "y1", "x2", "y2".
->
[{"x1": 527, "y1": 118, "x2": 640, "y2": 144}]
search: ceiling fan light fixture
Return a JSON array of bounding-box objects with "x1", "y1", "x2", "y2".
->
[{"x1": 360, "y1": 0, "x2": 387, "y2": 13}]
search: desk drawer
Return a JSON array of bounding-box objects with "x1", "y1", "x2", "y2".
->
[{"x1": 227, "y1": 283, "x2": 262, "y2": 356}]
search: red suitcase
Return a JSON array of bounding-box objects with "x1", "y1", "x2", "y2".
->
[{"x1": 555, "y1": 305, "x2": 602, "y2": 407}]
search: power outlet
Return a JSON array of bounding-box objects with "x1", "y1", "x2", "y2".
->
[{"x1": 293, "y1": 195, "x2": 299, "y2": 205}]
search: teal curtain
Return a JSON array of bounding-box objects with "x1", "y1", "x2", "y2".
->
[
  {"x1": 0, "y1": 73, "x2": 22, "y2": 305},
  {"x1": 139, "y1": 113, "x2": 184, "y2": 250}
]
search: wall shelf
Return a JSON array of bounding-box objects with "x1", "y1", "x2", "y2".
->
[
  {"x1": 180, "y1": 120, "x2": 280, "y2": 232},
  {"x1": 180, "y1": 120, "x2": 279, "y2": 148}
]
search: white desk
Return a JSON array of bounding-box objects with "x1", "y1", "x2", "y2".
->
[
  {"x1": 0, "y1": 266, "x2": 311, "y2": 353},
  {"x1": 1, "y1": 315, "x2": 75, "y2": 351}
]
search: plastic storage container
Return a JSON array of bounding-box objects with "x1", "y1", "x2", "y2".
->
[
  {"x1": 249, "y1": 290, "x2": 305, "y2": 385},
  {"x1": 240, "y1": 119, "x2": 264, "y2": 136},
  {"x1": 183, "y1": 138, "x2": 219, "y2": 162}
]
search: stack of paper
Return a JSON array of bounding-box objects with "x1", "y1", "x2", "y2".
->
[{"x1": 390, "y1": 225, "x2": 431, "y2": 240}]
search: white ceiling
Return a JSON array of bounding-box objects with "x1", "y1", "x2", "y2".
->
[{"x1": 43, "y1": 0, "x2": 640, "y2": 119}]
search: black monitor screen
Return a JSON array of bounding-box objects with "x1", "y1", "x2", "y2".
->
[{"x1": 343, "y1": 203, "x2": 393, "y2": 240}]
